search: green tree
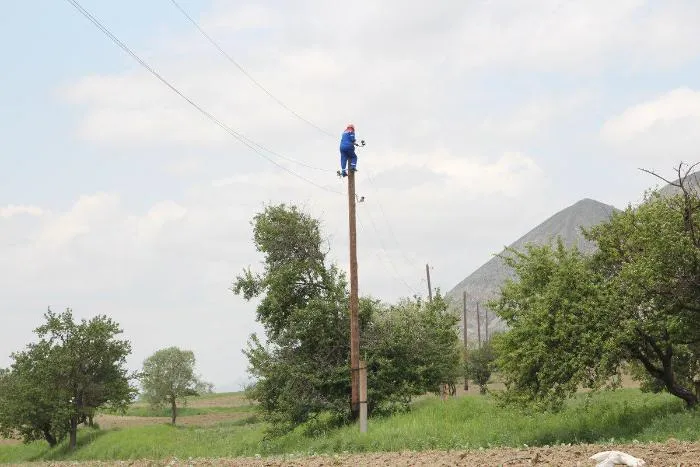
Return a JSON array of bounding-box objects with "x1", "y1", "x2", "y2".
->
[
  {"x1": 234, "y1": 204, "x2": 355, "y2": 434},
  {"x1": 0, "y1": 308, "x2": 136, "y2": 449},
  {"x1": 140, "y1": 346, "x2": 213, "y2": 425},
  {"x1": 465, "y1": 340, "x2": 496, "y2": 394},
  {"x1": 490, "y1": 165, "x2": 700, "y2": 410},
  {"x1": 0, "y1": 344, "x2": 68, "y2": 447},
  {"x1": 364, "y1": 292, "x2": 462, "y2": 413},
  {"x1": 234, "y1": 203, "x2": 462, "y2": 434}
]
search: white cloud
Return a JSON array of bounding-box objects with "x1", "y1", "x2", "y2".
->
[
  {"x1": 33, "y1": 193, "x2": 120, "y2": 249},
  {"x1": 135, "y1": 200, "x2": 188, "y2": 243},
  {"x1": 0, "y1": 205, "x2": 43, "y2": 218},
  {"x1": 601, "y1": 88, "x2": 700, "y2": 142},
  {"x1": 198, "y1": 2, "x2": 281, "y2": 33},
  {"x1": 477, "y1": 92, "x2": 593, "y2": 139},
  {"x1": 451, "y1": 0, "x2": 700, "y2": 72},
  {"x1": 7, "y1": 0, "x2": 700, "y2": 389},
  {"x1": 601, "y1": 87, "x2": 700, "y2": 166},
  {"x1": 57, "y1": 0, "x2": 700, "y2": 150},
  {"x1": 0, "y1": 144, "x2": 549, "y2": 387}
]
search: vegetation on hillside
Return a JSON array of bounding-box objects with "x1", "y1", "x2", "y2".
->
[{"x1": 490, "y1": 164, "x2": 700, "y2": 411}]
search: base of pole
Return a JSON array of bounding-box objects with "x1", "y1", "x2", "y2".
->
[{"x1": 359, "y1": 360, "x2": 367, "y2": 433}]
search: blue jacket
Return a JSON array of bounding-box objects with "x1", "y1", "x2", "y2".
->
[{"x1": 340, "y1": 130, "x2": 356, "y2": 150}]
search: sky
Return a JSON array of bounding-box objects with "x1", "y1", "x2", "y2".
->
[{"x1": 2, "y1": 0, "x2": 700, "y2": 392}]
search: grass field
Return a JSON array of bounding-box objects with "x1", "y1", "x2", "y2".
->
[{"x1": 1, "y1": 388, "x2": 699, "y2": 464}]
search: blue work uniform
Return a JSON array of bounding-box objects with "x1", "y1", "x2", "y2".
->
[{"x1": 339, "y1": 130, "x2": 357, "y2": 172}]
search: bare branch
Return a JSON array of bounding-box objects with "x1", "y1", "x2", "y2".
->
[{"x1": 638, "y1": 167, "x2": 677, "y2": 186}]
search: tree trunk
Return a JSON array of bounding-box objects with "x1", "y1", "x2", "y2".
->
[
  {"x1": 170, "y1": 396, "x2": 177, "y2": 425},
  {"x1": 42, "y1": 428, "x2": 57, "y2": 448},
  {"x1": 69, "y1": 415, "x2": 78, "y2": 450},
  {"x1": 69, "y1": 392, "x2": 83, "y2": 450},
  {"x1": 666, "y1": 380, "x2": 698, "y2": 407},
  {"x1": 662, "y1": 362, "x2": 698, "y2": 408},
  {"x1": 635, "y1": 344, "x2": 698, "y2": 408},
  {"x1": 660, "y1": 345, "x2": 698, "y2": 408}
]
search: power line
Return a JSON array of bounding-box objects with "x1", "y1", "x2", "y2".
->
[
  {"x1": 165, "y1": 0, "x2": 425, "y2": 276},
  {"x1": 357, "y1": 208, "x2": 420, "y2": 296},
  {"x1": 364, "y1": 168, "x2": 422, "y2": 271},
  {"x1": 64, "y1": 0, "x2": 341, "y2": 195},
  {"x1": 164, "y1": 0, "x2": 579, "y2": 302},
  {"x1": 67, "y1": 0, "x2": 423, "y2": 297},
  {"x1": 168, "y1": 0, "x2": 336, "y2": 139}
]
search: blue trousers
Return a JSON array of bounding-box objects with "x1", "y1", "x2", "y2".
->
[{"x1": 340, "y1": 147, "x2": 357, "y2": 171}]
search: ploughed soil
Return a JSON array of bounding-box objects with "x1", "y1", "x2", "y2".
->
[{"x1": 11, "y1": 440, "x2": 700, "y2": 466}]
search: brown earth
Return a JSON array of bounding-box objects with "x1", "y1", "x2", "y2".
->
[
  {"x1": 11, "y1": 440, "x2": 700, "y2": 466},
  {"x1": 186, "y1": 394, "x2": 255, "y2": 408}
]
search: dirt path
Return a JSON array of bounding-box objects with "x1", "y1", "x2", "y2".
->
[{"x1": 12, "y1": 440, "x2": 700, "y2": 466}]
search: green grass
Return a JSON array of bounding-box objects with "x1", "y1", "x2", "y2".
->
[
  {"x1": 190, "y1": 391, "x2": 246, "y2": 400},
  {"x1": 103, "y1": 404, "x2": 255, "y2": 418},
  {"x1": 1, "y1": 389, "x2": 698, "y2": 463}
]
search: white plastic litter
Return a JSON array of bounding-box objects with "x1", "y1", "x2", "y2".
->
[{"x1": 590, "y1": 450, "x2": 647, "y2": 467}]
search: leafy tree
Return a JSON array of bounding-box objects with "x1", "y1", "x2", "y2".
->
[
  {"x1": 363, "y1": 292, "x2": 462, "y2": 413},
  {"x1": 490, "y1": 164, "x2": 700, "y2": 410},
  {"x1": 234, "y1": 204, "x2": 356, "y2": 434},
  {"x1": 234, "y1": 203, "x2": 461, "y2": 434},
  {"x1": 465, "y1": 340, "x2": 496, "y2": 394},
  {"x1": 140, "y1": 346, "x2": 213, "y2": 425},
  {"x1": 0, "y1": 345, "x2": 68, "y2": 447},
  {"x1": 0, "y1": 308, "x2": 136, "y2": 449}
]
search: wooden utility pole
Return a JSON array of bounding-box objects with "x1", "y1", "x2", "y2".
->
[
  {"x1": 347, "y1": 170, "x2": 361, "y2": 421},
  {"x1": 476, "y1": 302, "x2": 482, "y2": 348},
  {"x1": 426, "y1": 264, "x2": 432, "y2": 302},
  {"x1": 359, "y1": 360, "x2": 368, "y2": 432},
  {"x1": 463, "y1": 291, "x2": 468, "y2": 391},
  {"x1": 485, "y1": 308, "x2": 489, "y2": 342}
]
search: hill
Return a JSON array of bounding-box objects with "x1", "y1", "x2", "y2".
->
[
  {"x1": 446, "y1": 198, "x2": 619, "y2": 340},
  {"x1": 657, "y1": 169, "x2": 700, "y2": 198}
]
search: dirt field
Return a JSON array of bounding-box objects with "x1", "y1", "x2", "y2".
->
[{"x1": 13, "y1": 440, "x2": 700, "y2": 466}]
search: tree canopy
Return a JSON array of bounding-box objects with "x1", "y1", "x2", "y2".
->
[
  {"x1": 233, "y1": 203, "x2": 461, "y2": 434},
  {"x1": 140, "y1": 346, "x2": 213, "y2": 425},
  {"x1": 490, "y1": 165, "x2": 700, "y2": 410},
  {"x1": 0, "y1": 308, "x2": 136, "y2": 449}
]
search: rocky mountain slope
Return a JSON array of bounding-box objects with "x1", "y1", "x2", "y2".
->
[{"x1": 446, "y1": 198, "x2": 619, "y2": 342}]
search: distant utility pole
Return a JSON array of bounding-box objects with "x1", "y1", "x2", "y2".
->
[
  {"x1": 347, "y1": 170, "x2": 361, "y2": 422},
  {"x1": 485, "y1": 308, "x2": 489, "y2": 342},
  {"x1": 463, "y1": 291, "x2": 468, "y2": 391},
  {"x1": 426, "y1": 264, "x2": 433, "y2": 302},
  {"x1": 476, "y1": 302, "x2": 482, "y2": 349}
]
